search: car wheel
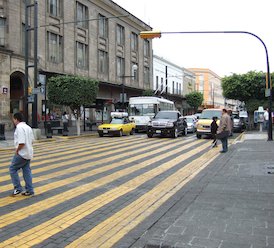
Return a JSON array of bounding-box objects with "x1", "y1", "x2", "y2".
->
[
  {"x1": 172, "y1": 128, "x2": 178, "y2": 138},
  {"x1": 98, "y1": 132, "x2": 103, "y2": 137},
  {"x1": 118, "y1": 130, "x2": 123, "y2": 137},
  {"x1": 147, "y1": 133, "x2": 153, "y2": 138},
  {"x1": 196, "y1": 134, "x2": 202, "y2": 139}
]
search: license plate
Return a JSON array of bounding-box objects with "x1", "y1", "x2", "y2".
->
[
  {"x1": 103, "y1": 130, "x2": 108, "y2": 134},
  {"x1": 156, "y1": 130, "x2": 161, "y2": 134}
]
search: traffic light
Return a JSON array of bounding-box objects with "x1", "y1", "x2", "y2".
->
[{"x1": 140, "y1": 31, "x2": 161, "y2": 39}]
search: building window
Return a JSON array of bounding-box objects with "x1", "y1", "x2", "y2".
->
[
  {"x1": 48, "y1": 0, "x2": 62, "y2": 17},
  {"x1": 116, "y1": 24, "x2": 124, "y2": 46},
  {"x1": 172, "y1": 81, "x2": 175, "y2": 94},
  {"x1": 0, "y1": 18, "x2": 6, "y2": 47},
  {"x1": 131, "y1": 32, "x2": 138, "y2": 51},
  {"x1": 98, "y1": 14, "x2": 108, "y2": 38},
  {"x1": 132, "y1": 63, "x2": 138, "y2": 81},
  {"x1": 144, "y1": 40, "x2": 150, "y2": 57},
  {"x1": 76, "y1": 42, "x2": 88, "y2": 69},
  {"x1": 76, "y1": 2, "x2": 88, "y2": 29},
  {"x1": 144, "y1": 66, "x2": 149, "y2": 85},
  {"x1": 161, "y1": 78, "x2": 164, "y2": 91},
  {"x1": 47, "y1": 32, "x2": 63, "y2": 63},
  {"x1": 98, "y1": 50, "x2": 108, "y2": 74},
  {"x1": 117, "y1": 57, "x2": 125, "y2": 77}
]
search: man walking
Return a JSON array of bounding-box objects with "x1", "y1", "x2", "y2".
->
[
  {"x1": 9, "y1": 112, "x2": 35, "y2": 196},
  {"x1": 217, "y1": 109, "x2": 231, "y2": 153},
  {"x1": 264, "y1": 108, "x2": 269, "y2": 131}
]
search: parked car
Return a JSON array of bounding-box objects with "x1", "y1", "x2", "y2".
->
[
  {"x1": 97, "y1": 112, "x2": 135, "y2": 137},
  {"x1": 185, "y1": 115, "x2": 197, "y2": 133},
  {"x1": 196, "y1": 109, "x2": 222, "y2": 139},
  {"x1": 233, "y1": 115, "x2": 246, "y2": 132},
  {"x1": 147, "y1": 111, "x2": 187, "y2": 138}
]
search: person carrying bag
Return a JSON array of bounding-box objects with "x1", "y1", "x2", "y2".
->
[{"x1": 216, "y1": 109, "x2": 231, "y2": 153}]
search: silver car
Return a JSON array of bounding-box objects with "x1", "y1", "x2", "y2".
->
[{"x1": 185, "y1": 115, "x2": 197, "y2": 133}]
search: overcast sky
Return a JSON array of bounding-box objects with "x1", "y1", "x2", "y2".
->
[{"x1": 112, "y1": 0, "x2": 273, "y2": 77}]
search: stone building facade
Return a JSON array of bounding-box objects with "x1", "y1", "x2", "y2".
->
[{"x1": 0, "y1": 0, "x2": 152, "y2": 129}]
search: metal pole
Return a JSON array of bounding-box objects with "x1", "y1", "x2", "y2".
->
[
  {"x1": 24, "y1": 1, "x2": 29, "y2": 124},
  {"x1": 159, "y1": 30, "x2": 272, "y2": 141},
  {"x1": 32, "y1": 0, "x2": 38, "y2": 128}
]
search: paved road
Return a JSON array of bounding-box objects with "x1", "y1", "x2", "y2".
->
[{"x1": 0, "y1": 134, "x2": 237, "y2": 247}]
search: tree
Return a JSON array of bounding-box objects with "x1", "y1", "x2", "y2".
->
[
  {"x1": 47, "y1": 75, "x2": 99, "y2": 136},
  {"x1": 185, "y1": 91, "x2": 203, "y2": 112},
  {"x1": 222, "y1": 71, "x2": 274, "y2": 128},
  {"x1": 142, "y1": 89, "x2": 154, "y2": 96},
  {"x1": 221, "y1": 71, "x2": 267, "y2": 102}
]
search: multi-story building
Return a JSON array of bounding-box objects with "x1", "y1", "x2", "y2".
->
[
  {"x1": 153, "y1": 55, "x2": 195, "y2": 114},
  {"x1": 188, "y1": 68, "x2": 225, "y2": 109},
  {"x1": 0, "y1": 0, "x2": 152, "y2": 129}
]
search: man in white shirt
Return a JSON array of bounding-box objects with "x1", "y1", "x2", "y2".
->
[
  {"x1": 264, "y1": 108, "x2": 269, "y2": 131},
  {"x1": 9, "y1": 112, "x2": 35, "y2": 196}
]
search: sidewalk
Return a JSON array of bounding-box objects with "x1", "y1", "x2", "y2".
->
[{"x1": 131, "y1": 131, "x2": 274, "y2": 248}]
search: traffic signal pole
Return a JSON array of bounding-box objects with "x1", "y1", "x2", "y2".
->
[{"x1": 140, "y1": 30, "x2": 272, "y2": 141}]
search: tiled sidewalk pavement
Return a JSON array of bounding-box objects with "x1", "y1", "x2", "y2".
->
[{"x1": 121, "y1": 132, "x2": 274, "y2": 248}]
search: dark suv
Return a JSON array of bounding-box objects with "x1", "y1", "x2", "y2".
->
[{"x1": 147, "y1": 111, "x2": 187, "y2": 138}]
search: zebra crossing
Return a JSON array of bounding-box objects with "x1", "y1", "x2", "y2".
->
[{"x1": 0, "y1": 135, "x2": 222, "y2": 247}]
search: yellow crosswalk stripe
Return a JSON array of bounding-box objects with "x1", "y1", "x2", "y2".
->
[
  {"x1": 0, "y1": 137, "x2": 146, "y2": 172},
  {"x1": 70, "y1": 147, "x2": 220, "y2": 247},
  {"x1": 0, "y1": 137, "x2": 153, "y2": 177},
  {"x1": 0, "y1": 138, "x2": 171, "y2": 193},
  {"x1": 0, "y1": 140, "x2": 209, "y2": 247},
  {"x1": 0, "y1": 138, "x2": 194, "y2": 213}
]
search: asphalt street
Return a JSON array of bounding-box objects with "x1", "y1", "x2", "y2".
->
[{"x1": 0, "y1": 130, "x2": 273, "y2": 248}]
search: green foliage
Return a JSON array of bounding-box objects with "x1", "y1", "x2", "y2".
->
[
  {"x1": 222, "y1": 71, "x2": 272, "y2": 102},
  {"x1": 185, "y1": 91, "x2": 203, "y2": 111},
  {"x1": 47, "y1": 75, "x2": 99, "y2": 116},
  {"x1": 245, "y1": 99, "x2": 268, "y2": 113},
  {"x1": 142, "y1": 89, "x2": 154, "y2": 96}
]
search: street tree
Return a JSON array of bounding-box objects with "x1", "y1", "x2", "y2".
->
[
  {"x1": 185, "y1": 91, "x2": 203, "y2": 112},
  {"x1": 142, "y1": 89, "x2": 154, "y2": 96},
  {"x1": 47, "y1": 75, "x2": 99, "y2": 136},
  {"x1": 222, "y1": 71, "x2": 273, "y2": 127},
  {"x1": 222, "y1": 71, "x2": 267, "y2": 103}
]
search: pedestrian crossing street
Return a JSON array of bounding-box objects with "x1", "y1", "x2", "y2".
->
[{"x1": 0, "y1": 135, "x2": 227, "y2": 247}]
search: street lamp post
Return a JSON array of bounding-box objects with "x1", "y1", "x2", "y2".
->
[{"x1": 140, "y1": 30, "x2": 273, "y2": 141}]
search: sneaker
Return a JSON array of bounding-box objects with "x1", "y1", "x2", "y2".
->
[
  {"x1": 10, "y1": 189, "x2": 22, "y2": 197},
  {"x1": 21, "y1": 191, "x2": 35, "y2": 197}
]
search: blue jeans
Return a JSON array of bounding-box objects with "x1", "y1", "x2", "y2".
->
[
  {"x1": 220, "y1": 137, "x2": 228, "y2": 152},
  {"x1": 9, "y1": 154, "x2": 34, "y2": 194}
]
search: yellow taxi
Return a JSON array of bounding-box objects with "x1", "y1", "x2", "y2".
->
[
  {"x1": 196, "y1": 109, "x2": 222, "y2": 139},
  {"x1": 97, "y1": 112, "x2": 136, "y2": 137}
]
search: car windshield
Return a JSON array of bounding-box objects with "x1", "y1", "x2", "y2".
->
[
  {"x1": 200, "y1": 110, "x2": 222, "y2": 120},
  {"x1": 186, "y1": 117, "x2": 193, "y2": 123},
  {"x1": 155, "y1": 112, "x2": 178, "y2": 119},
  {"x1": 110, "y1": 118, "x2": 123, "y2": 124}
]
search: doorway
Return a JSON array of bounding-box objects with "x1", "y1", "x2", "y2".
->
[{"x1": 10, "y1": 71, "x2": 25, "y2": 115}]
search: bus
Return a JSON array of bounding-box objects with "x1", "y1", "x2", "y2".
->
[{"x1": 128, "y1": 96, "x2": 175, "y2": 132}]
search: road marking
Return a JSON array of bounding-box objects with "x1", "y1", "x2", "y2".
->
[
  {"x1": 0, "y1": 138, "x2": 171, "y2": 193},
  {"x1": 0, "y1": 138, "x2": 196, "y2": 216},
  {"x1": 0, "y1": 140, "x2": 209, "y2": 247}
]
